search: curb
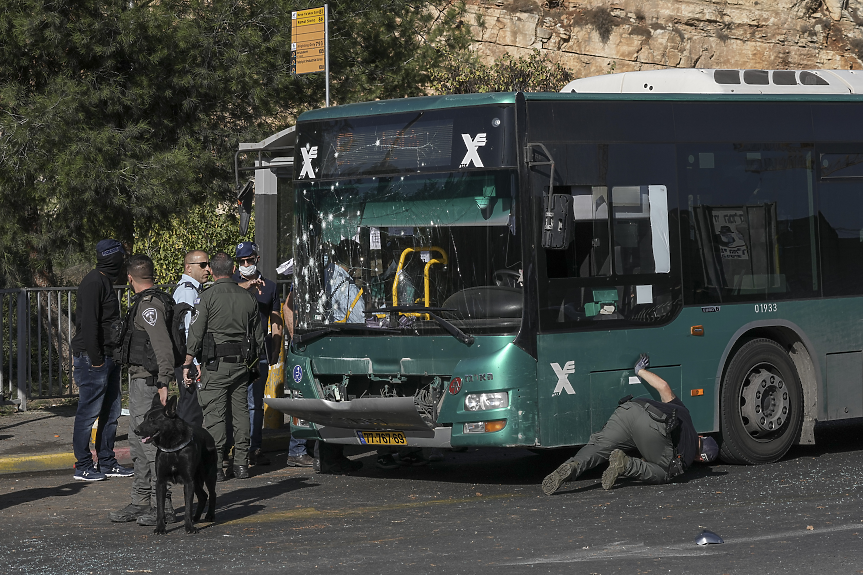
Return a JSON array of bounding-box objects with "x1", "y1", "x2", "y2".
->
[
  {"x1": 0, "y1": 430, "x2": 295, "y2": 476},
  {"x1": 0, "y1": 447, "x2": 132, "y2": 476}
]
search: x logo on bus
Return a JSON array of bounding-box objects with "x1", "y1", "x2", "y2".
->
[
  {"x1": 299, "y1": 144, "x2": 318, "y2": 179},
  {"x1": 460, "y1": 133, "x2": 487, "y2": 168},
  {"x1": 448, "y1": 377, "x2": 462, "y2": 395},
  {"x1": 551, "y1": 361, "x2": 576, "y2": 396}
]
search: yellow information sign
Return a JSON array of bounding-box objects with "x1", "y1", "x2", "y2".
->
[{"x1": 291, "y1": 7, "x2": 327, "y2": 75}]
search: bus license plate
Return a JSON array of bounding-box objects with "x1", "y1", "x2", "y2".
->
[{"x1": 356, "y1": 431, "x2": 407, "y2": 445}]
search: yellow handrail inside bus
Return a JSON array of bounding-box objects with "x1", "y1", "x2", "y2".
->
[
  {"x1": 392, "y1": 247, "x2": 448, "y2": 316},
  {"x1": 334, "y1": 287, "x2": 364, "y2": 323}
]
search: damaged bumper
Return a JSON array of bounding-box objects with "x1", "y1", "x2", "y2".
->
[{"x1": 264, "y1": 397, "x2": 452, "y2": 447}]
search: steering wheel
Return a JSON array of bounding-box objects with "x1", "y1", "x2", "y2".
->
[{"x1": 493, "y1": 269, "x2": 522, "y2": 288}]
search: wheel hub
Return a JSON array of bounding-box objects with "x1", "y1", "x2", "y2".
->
[{"x1": 740, "y1": 368, "x2": 789, "y2": 438}]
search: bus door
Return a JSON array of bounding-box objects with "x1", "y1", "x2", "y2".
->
[
  {"x1": 535, "y1": 182, "x2": 680, "y2": 446},
  {"x1": 526, "y1": 139, "x2": 681, "y2": 446}
]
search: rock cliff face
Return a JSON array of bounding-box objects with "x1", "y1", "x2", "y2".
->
[{"x1": 467, "y1": 0, "x2": 863, "y2": 80}]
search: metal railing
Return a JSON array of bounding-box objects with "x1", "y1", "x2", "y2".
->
[
  {"x1": 1, "y1": 288, "x2": 77, "y2": 409},
  {"x1": 0, "y1": 280, "x2": 291, "y2": 410}
]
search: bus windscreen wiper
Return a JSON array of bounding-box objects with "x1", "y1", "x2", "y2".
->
[
  {"x1": 366, "y1": 306, "x2": 475, "y2": 346},
  {"x1": 293, "y1": 323, "x2": 401, "y2": 345}
]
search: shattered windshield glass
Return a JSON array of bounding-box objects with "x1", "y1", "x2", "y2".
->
[{"x1": 293, "y1": 170, "x2": 523, "y2": 335}]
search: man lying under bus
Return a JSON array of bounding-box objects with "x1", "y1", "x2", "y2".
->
[{"x1": 542, "y1": 354, "x2": 719, "y2": 495}]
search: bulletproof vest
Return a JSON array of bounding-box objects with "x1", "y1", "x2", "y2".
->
[{"x1": 116, "y1": 288, "x2": 192, "y2": 371}]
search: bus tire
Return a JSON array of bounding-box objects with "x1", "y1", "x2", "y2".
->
[{"x1": 719, "y1": 338, "x2": 803, "y2": 464}]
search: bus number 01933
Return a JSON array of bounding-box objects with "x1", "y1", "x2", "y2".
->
[{"x1": 755, "y1": 303, "x2": 778, "y2": 313}]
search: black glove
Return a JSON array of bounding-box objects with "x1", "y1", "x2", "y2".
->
[
  {"x1": 185, "y1": 364, "x2": 199, "y2": 386},
  {"x1": 634, "y1": 353, "x2": 649, "y2": 376}
]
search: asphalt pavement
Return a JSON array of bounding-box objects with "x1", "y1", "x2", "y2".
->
[{"x1": 3, "y1": 406, "x2": 863, "y2": 574}]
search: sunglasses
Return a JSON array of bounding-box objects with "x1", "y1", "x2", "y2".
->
[
  {"x1": 237, "y1": 257, "x2": 257, "y2": 265},
  {"x1": 189, "y1": 261, "x2": 210, "y2": 268}
]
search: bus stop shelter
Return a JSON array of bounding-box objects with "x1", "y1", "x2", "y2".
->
[{"x1": 235, "y1": 126, "x2": 295, "y2": 280}]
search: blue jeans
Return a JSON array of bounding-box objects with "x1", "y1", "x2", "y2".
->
[
  {"x1": 289, "y1": 435, "x2": 307, "y2": 457},
  {"x1": 72, "y1": 353, "x2": 122, "y2": 471},
  {"x1": 247, "y1": 358, "x2": 267, "y2": 452},
  {"x1": 247, "y1": 357, "x2": 306, "y2": 456}
]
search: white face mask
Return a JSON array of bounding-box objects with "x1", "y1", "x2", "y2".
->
[{"x1": 239, "y1": 264, "x2": 257, "y2": 277}]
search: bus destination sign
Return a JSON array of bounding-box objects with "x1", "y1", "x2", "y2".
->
[{"x1": 291, "y1": 7, "x2": 326, "y2": 75}]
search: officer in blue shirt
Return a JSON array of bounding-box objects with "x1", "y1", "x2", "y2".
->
[{"x1": 172, "y1": 250, "x2": 210, "y2": 427}]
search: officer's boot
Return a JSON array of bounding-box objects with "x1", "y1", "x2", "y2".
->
[
  {"x1": 542, "y1": 460, "x2": 579, "y2": 495},
  {"x1": 601, "y1": 449, "x2": 632, "y2": 490},
  {"x1": 137, "y1": 495, "x2": 178, "y2": 526}
]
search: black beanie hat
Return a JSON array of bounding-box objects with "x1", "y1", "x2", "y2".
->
[{"x1": 95, "y1": 239, "x2": 125, "y2": 280}]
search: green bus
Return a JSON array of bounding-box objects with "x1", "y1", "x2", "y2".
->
[{"x1": 270, "y1": 68, "x2": 863, "y2": 464}]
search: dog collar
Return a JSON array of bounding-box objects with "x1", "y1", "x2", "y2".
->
[{"x1": 153, "y1": 430, "x2": 193, "y2": 453}]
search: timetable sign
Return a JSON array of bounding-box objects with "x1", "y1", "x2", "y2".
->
[{"x1": 291, "y1": 7, "x2": 326, "y2": 75}]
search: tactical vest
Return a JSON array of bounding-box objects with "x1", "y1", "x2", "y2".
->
[{"x1": 115, "y1": 288, "x2": 192, "y2": 371}]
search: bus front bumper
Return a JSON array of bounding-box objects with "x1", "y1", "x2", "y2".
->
[{"x1": 264, "y1": 397, "x2": 453, "y2": 447}]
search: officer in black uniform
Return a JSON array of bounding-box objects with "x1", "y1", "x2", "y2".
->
[
  {"x1": 542, "y1": 354, "x2": 719, "y2": 495},
  {"x1": 183, "y1": 252, "x2": 265, "y2": 481},
  {"x1": 109, "y1": 254, "x2": 179, "y2": 526}
]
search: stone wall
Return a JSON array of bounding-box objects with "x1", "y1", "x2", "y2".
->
[{"x1": 467, "y1": 0, "x2": 863, "y2": 80}]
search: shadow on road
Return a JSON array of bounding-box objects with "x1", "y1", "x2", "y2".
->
[
  {"x1": 0, "y1": 414, "x2": 58, "y2": 432},
  {"x1": 0, "y1": 481, "x2": 87, "y2": 511},
  {"x1": 343, "y1": 447, "x2": 578, "y2": 487},
  {"x1": 212, "y1": 476, "x2": 318, "y2": 522},
  {"x1": 783, "y1": 417, "x2": 863, "y2": 461},
  {"x1": 338, "y1": 418, "x2": 863, "y2": 486}
]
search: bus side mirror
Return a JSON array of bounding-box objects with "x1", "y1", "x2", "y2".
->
[{"x1": 542, "y1": 194, "x2": 573, "y2": 250}]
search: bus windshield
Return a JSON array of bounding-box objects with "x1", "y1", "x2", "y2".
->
[{"x1": 292, "y1": 169, "x2": 523, "y2": 335}]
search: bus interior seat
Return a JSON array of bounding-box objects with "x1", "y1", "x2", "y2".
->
[
  {"x1": 585, "y1": 288, "x2": 620, "y2": 316},
  {"x1": 442, "y1": 286, "x2": 523, "y2": 319}
]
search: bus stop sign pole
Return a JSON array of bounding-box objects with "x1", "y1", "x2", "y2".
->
[
  {"x1": 290, "y1": 5, "x2": 329, "y2": 107},
  {"x1": 325, "y1": 4, "x2": 329, "y2": 107}
]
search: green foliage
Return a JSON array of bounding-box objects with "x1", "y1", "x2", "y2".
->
[
  {"x1": 0, "y1": 0, "x2": 470, "y2": 288},
  {"x1": 0, "y1": 0, "x2": 289, "y2": 287},
  {"x1": 429, "y1": 49, "x2": 574, "y2": 95},
  {"x1": 134, "y1": 200, "x2": 255, "y2": 285},
  {"x1": 322, "y1": 0, "x2": 472, "y2": 103}
]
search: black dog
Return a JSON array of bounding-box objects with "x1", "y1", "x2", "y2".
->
[{"x1": 134, "y1": 395, "x2": 218, "y2": 534}]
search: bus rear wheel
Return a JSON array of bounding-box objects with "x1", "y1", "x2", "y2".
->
[{"x1": 719, "y1": 338, "x2": 803, "y2": 464}]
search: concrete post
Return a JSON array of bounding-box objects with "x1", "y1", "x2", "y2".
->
[{"x1": 254, "y1": 160, "x2": 279, "y2": 282}]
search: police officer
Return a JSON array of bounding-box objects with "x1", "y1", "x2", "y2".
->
[
  {"x1": 109, "y1": 254, "x2": 178, "y2": 526},
  {"x1": 542, "y1": 354, "x2": 719, "y2": 495},
  {"x1": 173, "y1": 249, "x2": 210, "y2": 427},
  {"x1": 232, "y1": 241, "x2": 282, "y2": 467},
  {"x1": 183, "y1": 251, "x2": 264, "y2": 481}
]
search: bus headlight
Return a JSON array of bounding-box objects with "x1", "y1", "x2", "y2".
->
[{"x1": 464, "y1": 392, "x2": 509, "y2": 411}]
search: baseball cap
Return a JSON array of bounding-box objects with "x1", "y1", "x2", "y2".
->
[
  {"x1": 235, "y1": 241, "x2": 258, "y2": 259},
  {"x1": 95, "y1": 239, "x2": 125, "y2": 258},
  {"x1": 699, "y1": 436, "x2": 719, "y2": 463}
]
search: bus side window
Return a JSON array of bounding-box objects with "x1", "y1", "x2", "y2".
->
[
  {"x1": 681, "y1": 145, "x2": 817, "y2": 303},
  {"x1": 610, "y1": 185, "x2": 670, "y2": 275},
  {"x1": 571, "y1": 186, "x2": 611, "y2": 277}
]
